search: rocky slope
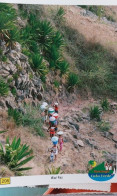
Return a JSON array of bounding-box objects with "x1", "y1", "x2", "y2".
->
[
  {"x1": 0, "y1": 41, "x2": 44, "y2": 110},
  {"x1": 0, "y1": 5, "x2": 117, "y2": 176}
]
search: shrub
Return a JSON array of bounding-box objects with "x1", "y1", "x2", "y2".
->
[
  {"x1": 46, "y1": 166, "x2": 63, "y2": 174},
  {"x1": 54, "y1": 80, "x2": 60, "y2": 88},
  {"x1": 0, "y1": 77, "x2": 9, "y2": 96},
  {"x1": 8, "y1": 108, "x2": 23, "y2": 126},
  {"x1": 98, "y1": 121, "x2": 111, "y2": 132},
  {"x1": 36, "y1": 21, "x2": 53, "y2": 52},
  {"x1": 31, "y1": 53, "x2": 48, "y2": 79},
  {"x1": 58, "y1": 60, "x2": 69, "y2": 75},
  {"x1": 11, "y1": 87, "x2": 17, "y2": 96},
  {"x1": 5, "y1": 27, "x2": 20, "y2": 50},
  {"x1": 90, "y1": 106, "x2": 102, "y2": 121},
  {"x1": 0, "y1": 136, "x2": 34, "y2": 172},
  {"x1": 2, "y1": 55, "x2": 7, "y2": 62},
  {"x1": 101, "y1": 99, "x2": 109, "y2": 111},
  {"x1": 22, "y1": 105, "x2": 44, "y2": 137},
  {"x1": 67, "y1": 72, "x2": 79, "y2": 90},
  {"x1": 54, "y1": 7, "x2": 65, "y2": 26}
]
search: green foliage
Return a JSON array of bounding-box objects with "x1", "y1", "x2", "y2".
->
[
  {"x1": 36, "y1": 21, "x2": 53, "y2": 52},
  {"x1": 21, "y1": 105, "x2": 44, "y2": 137},
  {"x1": 97, "y1": 120, "x2": 111, "y2": 132},
  {"x1": 11, "y1": 87, "x2": 17, "y2": 96},
  {"x1": 5, "y1": 27, "x2": 20, "y2": 50},
  {"x1": 90, "y1": 105, "x2": 102, "y2": 121},
  {"x1": 31, "y1": 53, "x2": 48, "y2": 79},
  {"x1": 67, "y1": 72, "x2": 79, "y2": 90},
  {"x1": 0, "y1": 77, "x2": 9, "y2": 96},
  {"x1": 0, "y1": 130, "x2": 8, "y2": 134},
  {"x1": 46, "y1": 166, "x2": 63, "y2": 174},
  {"x1": 101, "y1": 99, "x2": 109, "y2": 111},
  {"x1": 54, "y1": 7, "x2": 65, "y2": 26},
  {"x1": 8, "y1": 108, "x2": 22, "y2": 126},
  {"x1": 54, "y1": 80, "x2": 60, "y2": 88},
  {"x1": 0, "y1": 136, "x2": 34, "y2": 172},
  {"x1": 58, "y1": 60, "x2": 69, "y2": 75},
  {"x1": 2, "y1": 55, "x2": 7, "y2": 62}
]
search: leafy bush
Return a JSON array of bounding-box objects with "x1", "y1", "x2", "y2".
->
[
  {"x1": 54, "y1": 80, "x2": 60, "y2": 88},
  {"x1": 31, "y1": 53, "x2": 48, "y2": 79},
  {"x1": 46, "y1": 166, "x2": 63, "y2": 174},
  {"x1": 22, "y1": 105, "x2": 44, "y2": 137},
  {"x1": 5, "y1": 27, "x2": 20, "y2": 50},
  {"x1": 8, "y1": 108, "x2": 22, "y2": 126},
  {"x1": 0, "y1": 77, "x2": 9, "y2": 96},
  {"x1": 54, "y1": 7, "x2": 65, "y2": 26},
  {"x1": 58, "y1": 60, "x2": 69, "y2": 75},
  {"x1": 97, "y1": 120, "x2": 111, "y2": 132},
  {"x1": 11, "y1": 87, "x2": 17, "y2": 96},
  {"x1": 101, "y1": 99, "x2": 109, "y2": 111},
  {"x1": 67, "y1": 72, "x2": 79, "y2": 90},
  {"x1": 90, "y1": 106, "x2": 102, "y2": 121},
  {"x1": 0, "y1": 136, "x2": 34, "y2": 172}
]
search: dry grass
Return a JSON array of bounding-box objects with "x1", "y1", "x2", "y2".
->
[
  {"x1": 2, "y1": 118, "x2": 16, "y2": 130},
  {"x1": 0, "y1": 110, "x2": 8, "y2": 119},
  {"x1": 0, "y1": 166, "x2": 14, "y2": 177}
]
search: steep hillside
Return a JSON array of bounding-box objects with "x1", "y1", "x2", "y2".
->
[{"x1": 0, "y1": 4, "x2": 117, "y2": 176}]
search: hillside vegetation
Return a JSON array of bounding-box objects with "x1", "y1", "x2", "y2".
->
[{"x1": 0, "y1": 3, "x2": 117, "y2": 176}]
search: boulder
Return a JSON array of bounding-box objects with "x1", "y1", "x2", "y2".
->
[{"x1": 77, "y1": 140, "x2": 84, "y2": 147}]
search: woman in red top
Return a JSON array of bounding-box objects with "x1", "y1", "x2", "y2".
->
[{"x1": 54, "y1": 102, "x2": 58, "y2": 113}]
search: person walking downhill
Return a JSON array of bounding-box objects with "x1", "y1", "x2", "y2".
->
[
  {"x1": 49, "y1": 127, "x2": 55, "y2": 138},
  {"x1": 52, "y1": 144, "x2": 59, "y2": 161},
  {"x1": 50, "y1": 149, "x2": 54, "y2": 162},
  {"x1": 54, "y1": 103, "x2": 59, "y2": 113},
  {"x1": 58, "y1": 133, "x2": 64, "y2": 152}
]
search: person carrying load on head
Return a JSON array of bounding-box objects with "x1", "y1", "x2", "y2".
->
[
  {"x1": 51, "y1": 136, "x2": 59, "y2": 160},
  {"x1": 49, "y1": 127, "x2": 55, "y2": 138},
  {"x1": 48, "y1": 116, "x2": 56, "y2": 132},
  {"x1": 57, "y1": 131, "x2": 64, "y2": 152},
  {"x1": 54, "y1": 102, "x2": 58, "y2": 113}
]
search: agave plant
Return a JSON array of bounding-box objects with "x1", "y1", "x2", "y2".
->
[
  {"x1": 31, "y1": 53, "x2": 48, "y2": 77},
  {"x1": 0, "y1": 3, "x2": 17, "y2": 21},
  {"x1": 46, "y1": 166, "x2": 63, "y2": 174},
  {"x1": 58, "y1": 60, "x2": 69, "y2": 75},
  {"x1": 0, "y1": 136, "x2": 34, "y2": 172},
  {"x1": 90, "y1": 106, "x2": 102, "y2": 121},
  {"x1": 36, "y1": 21, "x2": 53, "y2": 52},
  {"x1": 0, "y1": 77, "x2": 9, "y2": 96},
  {"x1": 5, "y1": 27, "x2": 20, "y2": 50},
  {"x1": 52, "y1": 31, "x2": 64, "y2": 49},
  {"x1": 67, "y1": 72, "x2": 79, "y2": 90},
  {"x1": 0, "y1": 13, "x2": 12, "y2": 41}
]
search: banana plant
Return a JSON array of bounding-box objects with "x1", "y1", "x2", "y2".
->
[{"x1": 0, "y1": 136, "x2": 34, "y2": 172}]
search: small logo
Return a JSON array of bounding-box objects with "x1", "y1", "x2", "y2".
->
[
  {"x1": 0, "y1": 178, "x2": 10, "y2": 185},
  {"x1": 88, "y1": 160, "x2": 116, "y2": 182}
]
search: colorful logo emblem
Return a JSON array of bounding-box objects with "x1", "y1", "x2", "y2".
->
[{"x1": 88, "y1": 160, "x2": 116, "y2": 181}]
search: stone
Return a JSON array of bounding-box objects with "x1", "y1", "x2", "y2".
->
[
  {"x1": 37, "y1": 92, "x2": 43, "y2": 101},
  {"x1": 20, "y1": 54, "x2": 28, "y2": 61},
  {"x1": 0, "y1": 100, "x2": 6, "y2": 108},
  {"x1": 14, "y1": 42, "x2": 21, "y2": 53},
  {"x1": 77, "y1": 140, "x2": 84, "y2": 147},
  {"x1": 69, "y1": 121, "x2": 79, "y2": 131}
]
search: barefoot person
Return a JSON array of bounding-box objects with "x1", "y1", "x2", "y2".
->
[
  {"x1": 58, "y1": 132, "x2": 64, "y2": 152},
  {"x1": 52, "y1": 144, "x2": 59, "y2": 160},
  {"x1": 50, "y1": 149, "x2": 54, "y2": 162}
]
